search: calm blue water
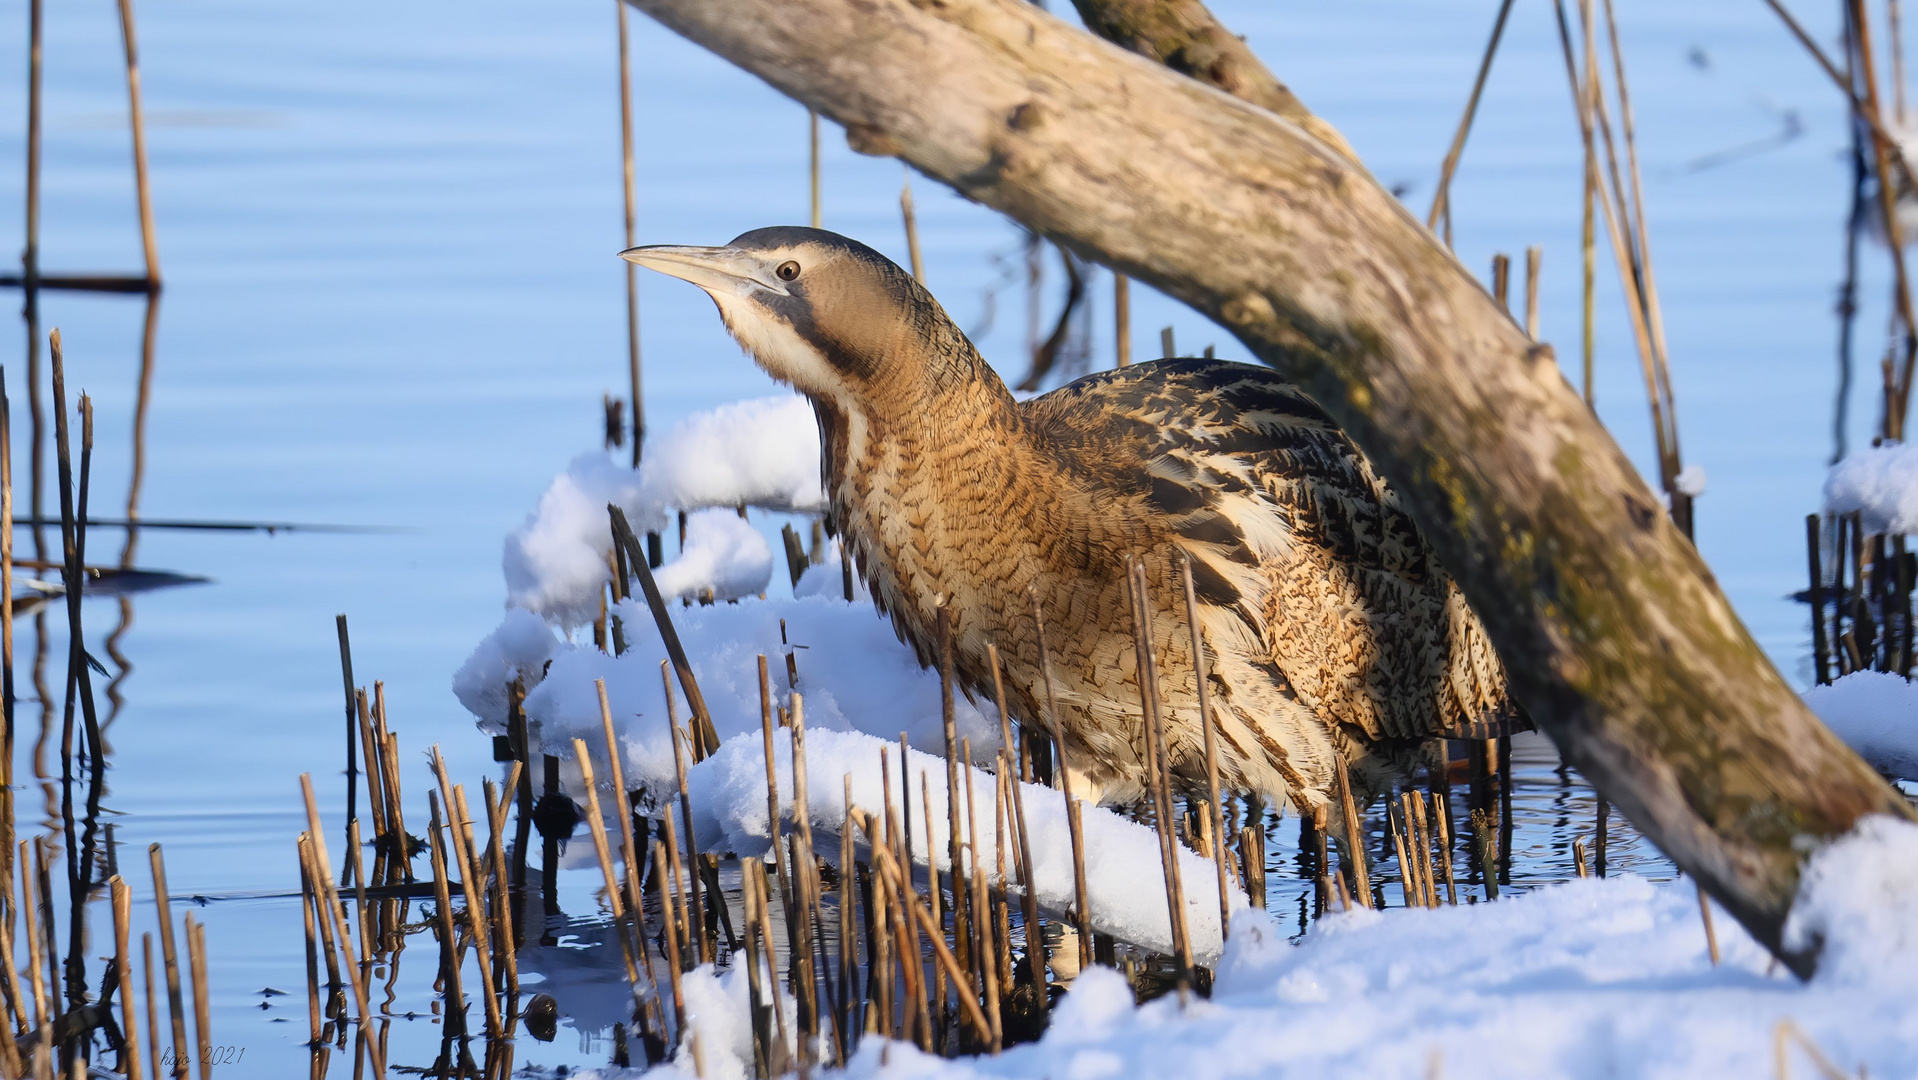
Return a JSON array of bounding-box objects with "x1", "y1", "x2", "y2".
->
[{"x1": 0, "y1": 0, "x2": 1875, "y2": 1073}]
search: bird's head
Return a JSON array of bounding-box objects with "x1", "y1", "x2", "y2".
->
[{"x1": 621, "y1": 226, "x2": 980, "y2": 409}]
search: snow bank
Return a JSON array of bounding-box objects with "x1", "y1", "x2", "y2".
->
[
  {"x1": 639, "y1": 396, "x2": 825, "y2": 515},
  {"x1": 1784, "y1": 814, "x2": 1918, "y2": 988},
  {"x1": 1824, "y1": 441, "x2": 1918, "y2": 535},
  {"x1": 1801, "y1": 670, "x2": 1918, "y2": 779},
  {"x1": 468, "y1": 595, "x2": 1003, "y2": 799},
  {"x1": 451, "y1": 608, "x2": 562, "y2": 728},
  {"x1": 503, "y1": 395, "x2": 823, "y2": 626},
  {"x1": 653, "y1": 509, "x2": 773, "y2": 603},
  {"x1": 573, "y1": 869, "x2": 1918, "y2": 1080},
  {"x1": 687, "y1": 726, "x2": 1245, "y2": 961}
]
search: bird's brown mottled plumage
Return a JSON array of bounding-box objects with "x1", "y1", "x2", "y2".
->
[{"x1": 624, "y1": 227, "x2": 1522, "y2": 814}]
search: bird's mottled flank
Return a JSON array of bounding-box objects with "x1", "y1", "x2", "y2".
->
[{"x1": 623, "y1": 227, "x2": 1521, "y2": 814}]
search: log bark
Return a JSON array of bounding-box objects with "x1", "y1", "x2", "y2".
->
[
  {"x1": 625, "y1": 0, "x2": 1914, "y2": 976},
  {"x1": 1066, "y1": 0, "x2": 1358, "y2": 163}
]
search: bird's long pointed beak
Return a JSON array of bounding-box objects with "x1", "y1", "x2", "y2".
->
[{"x1": 618, "y1": 244, "x2": 789, "y2": 297}]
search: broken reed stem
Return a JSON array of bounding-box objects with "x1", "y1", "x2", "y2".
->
[
  {"x1": 111, "y1": 877, "x2": 143, "y2": 1080},
  {"x1": 1125, "y1": 560, "x2": 1191, "y2": 990},
  {"x1": 570, "y1": 740, "x2": 642, "y2": 985},
  {"x1": 114, "y1": 0, "x2": 161, "y2": 283},
  {"x1": 482, "y1": 773, "x2": 521, "y2": 1000},
  {"x1": 18, "y1": 846, "x2": 44, "y2": 1038},
  {"x1": 184, "y1": 915, "x2": 209, "y2": 1080},
  {"x1": 424, "y1": 795, "x2": 469, "y2": 1044},
  {"x1": 447, "y1": 785, "x2": 504, "y2": 1041},
  {"x1": 810, "y1": 108, "x2": 823, "y2": 229},
  {"x1": 1114, "y1": 273, "x2": 1131, "y2": 368},
  {"x1": 1388, "y1": 802, "x2": 1416, "y2": 908},
  {"x1": 1029, "y1": 590, "x2": 1092, "y2": 968},
  {"x1": 1426, "y1": 0, "x2": 1518, "y2": 245},
  {"x1": 616, "y1": 0, "x2": 643, "y2": 464},
  {"x1": 861, "y1": 817, "x2": 993, "y2": 1046},
  {"x1": 294, "y1": 783, "x2": 384, "y2": 1079},
  {"x1": 750, "y1": 859, "x2": 793, "y2": 1062},
  {"x1": 594, "y1": 680, "x2": 650, "y2": 962},
  {"x1": 754, "y1": 655, "x2": 798, "y2": 992},
  {"x1": 936, "y1": 607, "x2": 971, "y2": 978},
  {"x1": 900, "y1": 170, "x2": 925, "y2": 284},
  {"x1": 143, "y1": 935, "x2": 159, "y2": 1080},
  {"x1": 651, "y1": 842, "x2": 687, "y2": 1032},
  {"x1": 1433, "y1": 789, "x2": 1458, "y2": 904},
  {"x1": 663, "y1": 661, "x2": 708, "y2": 965},
  {"x1": 150, "y1": 844, "x2": 192, "y2": 1078},
  {"x1": 1697, "y1": 882, "x2": 1720, "y2": 965},
  {"x1": 1332, "y1": 758, "x2": 1372, "y2": 908},
  {"x1": 740, "y1": 859, "x2": 773, "y2": 1078},
  {"x1": 987, "y1": 644, "x2": 1014, "y2": 781},
  {"x1": 1524, "y1": 246, "x2": 1542, "y2": 339},
  {"x1": 610, "y1": 506, "x2": 719, "y2": 756},
  {"x1": 917, "y1": 774, "x2": 945, "y2": 1040},
  {"x1": 1004, "y1": 750, "x2": 1047, "y2": 1014},
  {"x1": 1179, "y1": 556, "x2": 1234, "y2": 936}
]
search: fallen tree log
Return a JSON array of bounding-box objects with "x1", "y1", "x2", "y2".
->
[{"x1": 625, "y1": 0, "x2": 1914, "y2": 975}]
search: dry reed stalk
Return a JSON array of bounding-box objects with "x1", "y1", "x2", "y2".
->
[
  {"x1": 1114, "y1": 274, "x2": 1131, "y2": 368},
  {"x1": 651, "y1": 842, "x2": 687, "y2": 1032},
  {"x1": 839, "y1": 777, "x2": 859, "y2": 1051},
  {"x1": 1003, "y1": 751, "x2": 1046, "y2": 1015},
  {"x1": 149, "y1": 845, "x2": 192, "y2": 1077},
  {"x1": 992, "y1": 770, "x2": 1014, "y2": 995},
  {"x1": 1387, "y1": 803, "x2": 1414, "y2": 907},
  {"x1": 1028, "y1": 591, "x2": 1091, "y2": 967},
  {"x1": 740, "y1": 858, "x2": 773, "y2": 1078},
  {"x1": 788, "y1": 703, "x2": 824, "y2": 1060},
  {"x1": 615, "y1": 0, "x2": 644, "y2": 464},
  {"x1": 810, "y1": 109, "x2": 823, "y2": 229},
  {"x1": 900, "y1": 171, "x2": 925, "y2": 283},
  {"x1": 1177, "y1": 557, "x2": 1232, "y2": 939},
  {"x1": 662, "y1": 663, "x2": 708, "y2": 964},
  {"x1": 971, "y1": 851, "x2": 1003, "y2": 1053},
  {"x1": 295, "y1": 786, "x2": 384, "y2": 1078},
  {"x1": 1426, "y1": 0, "x2": 1517, "y2": 245},
  {"x1": 1492, "y1": 253, "x2": 1511, "y2": 313},
  {"x1": 1332, "y1": 759, "x2": 1372, "y2": 908},
  {"x1": 569, "y1": 740, "x2": 642, "y2": 985},
  {"x1": 17, "y1": 847, "x2": 43, "y2": 1036},
  {"x1": 611, "y1": 507, "x2": 719, "y2": 755},
  {"x1": 1572, "y1": 837, "x2": 1589, "y2": 878},
  {"x1": 594, "y1": 680, "x2": 651, "y2": 966},
  {"x1": 883, "y1": 843, "x2": 991, "y2": 1047},
  {"x1": 111, "y1": 878, "x2": 142, "y2": 1080},
  {"x1": 1409, "y1": 791, "x2": 1439, "y2": 908},
  {"x1": 143, "y1": 935, "x2": 159, "y2": 1080},
  {"x1": 866, "y1": 837, "x2": 891, "y2": 1040},
  {"x1": 448, "y1": 786, "x2": 504, "y2": 1041},
  {"x1": 353, "y1": 694, "x2": 386, "y2": 851},
  {"x1": 377, "y1": 731, "x2": 411, "y2": 882},
  {"x1": 424, "y1": 795, "x2": 470, "y2": 1045},
  {"x1": 1433, "y1": 789, "x2": 1458, "y2": 904},
  {"x1": 1524, "y1": 246, "x2": 1541, "y2": 338},
  {"x1": 0, "y1": 375, "x2": 13, "y2": 947},
  {"x1": 917, "y1": 774, "x2": 945, "y2": 1027},
  {"x1": 936, "y1": 608, "x2": 971, "y2": 977},
  {"x1": 1697, "y1": 883, "x2": 1720, "y2": 965},
  {"x1": 1159, "y1": 325, "x2": 1175, "y2": 359},
  {"x1": 336, "y1": 617, "x2": 359, "y2": 848},
  {"x1": 879, "y1": 801, "x2": 932, "y2": 1050},
  {"x1": 294, "y1": 840, "x2": 318, "y2": 1045},
  {"x1": 756, "y1": 658, "x2": 795, "y2": 937},
  {"x1": 1896, "y1": 0, "x2": 1911, "y2": 127},
  {"x1": 1125, "y1": 560, "x2": 1191, "y2": 991},
  {"x1": 345, "y1": 818, "x2": 372, "y2": 973},
  {"x1": 1850, "y1": 0, "x2": 1918, "y2": 434},
  {"x1": 482, "y1": 772, "x2": 521, "y2": 1001},
  {"x1": 749, "y1": 859, "x2": 794, "y2": 1064},
  {"x1": 184, "y1": 915, "x2": 209, "y2": 1080},
  {"x1": 987, "y1": 645, "x2": 1014, "y2": 775},
  {"x1": 297, "y1": 837, "x2": 339, "y2": 1033}
]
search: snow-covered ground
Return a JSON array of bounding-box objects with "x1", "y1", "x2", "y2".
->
[
  {"x1": 568, "y1": 816, "x2": 1918, "y2": 1080},
  {"x1": 470, "y1": 401, "x2": 1918, "y2": 1080}
]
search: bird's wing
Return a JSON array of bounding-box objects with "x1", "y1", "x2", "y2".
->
[{"x1": 1022, "y1": 359, "x2": 1522, "y2": 743}]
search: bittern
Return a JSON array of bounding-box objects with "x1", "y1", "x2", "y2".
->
[{"x1": 623, "y1": 227, "x2": 1520, "y2": 813}]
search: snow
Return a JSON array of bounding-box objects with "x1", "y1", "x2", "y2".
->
[
  {"x1": 1674, "y1": 463, "x2": 1707, "y2": 497},
  {"x1": 1801, "y1": 670, "x2": 1918, "y2": 779},
  {"x1": 1823, "y1": 440, "x2": 1918, "y2": 535},
  {"x1": 501, "y1": 395, "x2": 822, "y2": 626},
  {"x1": 686, "y1": 725, "x2": 1245, "y2": 961},
  {"x1": 450, "y1": 607, "x2": 561, "y2": 728},
  {"x1": 652, "y1": 509, "x2": 774, "y2": 603},
  {"x1": 571, "y1": 818, "x2": 1918, "y2": 1079},
  {"x1": 475, "y1": 594, "x2": 1005, "y2": 800},
  {"x1": 639, "y1": 395, "x2": 825, "y2": 515},
  {"x1": 1783, "y1": 814, "x2": 1918, "y2": 988}
]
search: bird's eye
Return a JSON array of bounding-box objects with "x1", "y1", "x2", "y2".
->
[{"x1": 775, "y1": 260, "x2": 801, "y2": 282}]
